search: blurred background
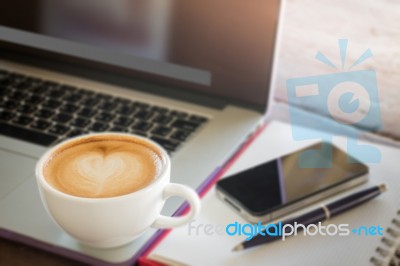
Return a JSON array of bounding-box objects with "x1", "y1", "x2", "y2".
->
[{"x1": 272, "y1": 0, "x2": 400, "y2": 142}]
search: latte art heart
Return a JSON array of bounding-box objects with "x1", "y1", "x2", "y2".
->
[
  {"x1": 44, "y1": 137, "x2": 163, "y2": 198},
  {"x1": 76, "y1": 153, "x2": 133, "y2": 183}
]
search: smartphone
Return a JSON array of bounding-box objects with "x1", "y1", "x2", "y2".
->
[{"x1": 216, "y1": 142, "x2": 368, "y2": 223}]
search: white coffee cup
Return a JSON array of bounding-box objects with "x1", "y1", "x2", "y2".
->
[{"x1": 35, "y1": 133, "x2": 201, "y2": 249}]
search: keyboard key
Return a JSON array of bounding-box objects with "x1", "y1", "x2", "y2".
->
[
  {"x1": 81, "y1": 97, "x2": 100, "y2": 106},
  {"x1": 116, "y1": 105, "x2": 135, "y2": 115},
  {"x1": 96, "y1": 112, "x2": 115, "y2": 122},
  {"x1": 53, "y1": 113, "x2": 73, "y2": 123},
  {"x1": 17, "y1": 104, "x2": 37, "y2": 114},
  {"x1": 60, "y1": 85, "x2": 77, "y2": 92},
  {"x1": 25, "y1": 95, "x2": 45, "y2": 104},
  {"x1": 189, "y1": 115, "x2": 208, "y2": 123},
  {"x1": 151, "y1": 126, "x2": 172, "y2": 137},
  {"x1": 114, "y1": 97, "x2": 130, "y2": 105},
  {"x1": 113, "y1": 116, "x2": 134, "y2": 127},
  {"x1": 48, "y1": 123, "x2": 69, "y2": 135},
  {"x1": 96, "y1": 93, "x2": 113, "y2": 101},
  {"x1": 0, "y1": 77, "x2": 12, "y2": 87},
  {"x1": 98, "y1": 100, "x2": 118, "y2": 111},
  {"x1": 60, "y1": 103, "x2": 80, "y2": 113},
  {"x1": 67, "y1": 129, "x2": 87, "y2": 138},
  {"x1": 110, "y1": 126, "x2": 128, "y2": 132},
  {"x1": 0, "y1": 70, "x2": 8, "y2": 80},
  {"x1": 8, "y1": 91, "x2": 26, "y2": 101},
  {"x1": 64, "y1": 93, "x2": 83, "y2": 102},
  {"x1": 13, "y1": 115, "x2": 34, "y2": 126},
  {"x1": 170, "y1": 129, "x2": 191, "y2": 141},
  {"x1": 0, "y1": 122, "x2": 57, "y2": 146},
  {"x1": 47, "y1": 89, "x2": 66, "y2": 99},
  {"x1": 24, "y1": 77, "x2": 42, "y2": 85},
  {"x1": 0, "y1": 111, "x2": 15, "y2": 121},
  {"x1": 88, "y1": 122, "x2": 109, "y2": 132},
  {"x1": 42, "y1": 99, "x2": 62, "y2": 109},
  {"x1": 0, "y1": 85, "x2": 10, "y2": 95},
  {"x1": 43, "y1": 81, "x2": 59, "y2": 89},
  {"x1": 77, "y1": 88, "x2": 94, "y2": 97},
  {"x1": 31, "y1": 85, "x2": 49, "y2": 94},
  {"x1": 0, "y1": 100, "x2": 18, "y2": 109},
  {"x1": 78, "y1": 107, "x2": 97, "y2": 118},
  {"x1": 170, "y1": 110, "x2": 188, "y2": 119},
  {"x1": 30, "y1": 120, "x2": 52, "y2": 130},
  {"x1": 14, "y1": 81, "x2": 31, "y2": 90},
  {"x1": 152, "y1": 114, "x2": 173, "y2": 125},
  {"x1": 151, "y1": 136, "x2": 179, "y2": 151},
  {"x1": 9, "y1": 73, "x2": 26, "y2": 82},
  {"x1": 132, "y1": 121, "x2": 152, "y2": 132},
  {"x1": 35, "y1": 108, "x2": 54, "y2": 119},
  {"x1": 150, "y1": 106, "x2": 169, "y2": 113},
  {"x1": 134, "y1": 110, "x2": 155, "y2": 120},
  {"x1": 70, "y1": 117, "x2": 91, "y2": 128},
  {"x1": 171, "y1": 119, "x2": 200, "y2": 131}
]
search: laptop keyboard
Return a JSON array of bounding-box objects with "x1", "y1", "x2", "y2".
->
[{"x1": 0, "y1": 69, "x2": 208, "y2": 153}]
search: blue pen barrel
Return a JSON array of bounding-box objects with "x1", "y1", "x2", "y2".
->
[
  {"x1": 239, "y1": 184, "x2": 385, "y2": 250},
  {"x1": 284, "y1": 208, "x2": 327, "y2": 227},
  {"x1": 327, "y1": 186, "x2": 381, "y2": 217},
  {"x1": 244, "y1": 208, "x2": 326, "y2": 249}
]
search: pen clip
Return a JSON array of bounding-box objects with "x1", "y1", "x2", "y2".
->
[{"x1": 321, "y1": 205, "x2": 330, "y2": 220}]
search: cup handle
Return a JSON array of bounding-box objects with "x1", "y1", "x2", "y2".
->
[{"x1": 151, "y1": 183, "x2": 201, "y2": 229}]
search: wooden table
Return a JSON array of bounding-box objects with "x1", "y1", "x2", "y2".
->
[
  {"x1": 273, "y1": 0, "x2": 400, "y2": 140},
  {"x1": 0, "y1": 238, "x2": 84, "y2": 266}
]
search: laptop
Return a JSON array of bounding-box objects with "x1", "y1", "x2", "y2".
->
[{"x1": 0, "y1": 0, "x2": 283, "y2": 264}]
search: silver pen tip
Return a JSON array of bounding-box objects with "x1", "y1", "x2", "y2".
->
[
  {"x1": 379, "y1": 184, "x2": 387, "y2": 193},
  {"x1": 232, "y1": 244, "x2": 244, "y2": 252}
]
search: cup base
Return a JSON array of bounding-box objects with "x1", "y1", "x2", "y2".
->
[{"x1": 78, "y1": 233, "x2": 144, "y2": 249}]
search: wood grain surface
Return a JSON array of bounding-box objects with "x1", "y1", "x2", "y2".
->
[{"x1": 273, "y1": 0, "x2": 400, "y2": 139}]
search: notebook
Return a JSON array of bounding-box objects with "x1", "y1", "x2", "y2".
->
[
  {"x1": 147, "y1": 121, "x2": 400, "y2": 266},
  {"x1": 370, "y1": 210, "x2": 400, "y2": 266}
]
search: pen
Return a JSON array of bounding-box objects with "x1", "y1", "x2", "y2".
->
[{"x1": 232, "y1": 184, "x2": 387, "y2": 252}]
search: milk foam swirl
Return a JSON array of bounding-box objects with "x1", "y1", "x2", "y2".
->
[{"x1": 44, "y1": 136, "x2": 163, "y2": 198}]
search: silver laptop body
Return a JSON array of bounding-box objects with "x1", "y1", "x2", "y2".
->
[{"x1": 0, "y1": 0, "x2": 283, "y2": 264}]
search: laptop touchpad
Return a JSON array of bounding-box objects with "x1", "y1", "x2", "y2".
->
[{"x1": 0, "y1": 149, "x2": 36, "y2": 199}]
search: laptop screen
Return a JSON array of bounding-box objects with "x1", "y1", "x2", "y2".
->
[{"x1": 0, "y1": 0, "x2": 280, "y2": 109}]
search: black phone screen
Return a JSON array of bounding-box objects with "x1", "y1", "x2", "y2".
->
[{"x1": 216, "y1": 143, "x2": 368, "y2": 215}]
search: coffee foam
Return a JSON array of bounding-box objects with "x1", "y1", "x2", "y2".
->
[{"x1": 43, "y1": 135, "x2": 165, "y2": 198}]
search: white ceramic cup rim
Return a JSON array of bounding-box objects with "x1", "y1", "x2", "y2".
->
[{"x1": 35, "y1": 132, "x2": 170, "y2": 203}]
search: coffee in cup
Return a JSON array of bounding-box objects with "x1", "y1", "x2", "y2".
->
[
  {"x1": 43, "y1": 135, "x2": 164, "y2": 198},
  {"x1": 36, "y1": 133, "x2": 200, "y2": 248}
]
